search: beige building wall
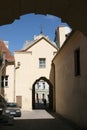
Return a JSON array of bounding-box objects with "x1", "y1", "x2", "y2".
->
[
  {"x1": 4, "y1": 64, "x2": 15, "y2": 102},
  {"x1": 14, "y1": 37, "x2": 57, "y2": 111},
  {"x1": 53, "y1": 31, "x2": 87, "y2": 127}
]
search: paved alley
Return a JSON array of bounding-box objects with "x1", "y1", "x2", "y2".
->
[{"x1": 0, "y1": 110, "x2": 86, "y2": 130}]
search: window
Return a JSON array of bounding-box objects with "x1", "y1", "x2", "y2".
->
[
  {"x1": 39, "y1": 58, "x2": 46, "y2": 68},
  {"x1": 43, "y1": 82, "x2": 45, "y2": 89},
  {"x1": 17, "y1": 62, "x2": 20, "y2": 67},
  {"x1": 36, "y1": 82, "x2": 40, "y2": 89},
  {"x1": 74, "y1": 48, "x2": 80, "y2": 76},
  {"x1": 1, "y1": 75, "x2": 8, "y2": 87}
]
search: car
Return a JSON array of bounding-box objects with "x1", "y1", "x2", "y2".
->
[
  {"x1": 0, "y1": 94, "x2": 7, "y2": 115},
  {"x1": 5, "y1": 102, "x2": 21, "y2": 117},
  {"x1": 0, "y1": 95, "x2": 14, "y2": 125}
]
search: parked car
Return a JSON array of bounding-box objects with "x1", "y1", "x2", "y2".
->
[
  {"x1": 0, "y1": 94, "x2": 7, "y2": 115},
  {"x1": 5, "y1": 102, "x2": 21, "y2": 117},
  {"x1": 0, "y1": 95, "x2": 14, "y2": 125}
]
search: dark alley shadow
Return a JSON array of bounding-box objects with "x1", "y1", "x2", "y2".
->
[{"x1": 0, "y1": 113, "x2": 86, "y2": 130}]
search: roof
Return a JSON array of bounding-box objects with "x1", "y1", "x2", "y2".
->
[
  {"x1": 15, "y1": 34, "x2": 58, "y2": 53},
  {"x1": 0, "y1": 40, "x2": 14, "y2": 62}
]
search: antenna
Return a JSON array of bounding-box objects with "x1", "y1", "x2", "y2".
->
[{"x1": 40, "y1": 24, "x2": 44, "y2": 34}]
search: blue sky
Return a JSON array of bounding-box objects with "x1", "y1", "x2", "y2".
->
[{"x1": 0, "y1": 13, "x2": 68, "y2": 54}]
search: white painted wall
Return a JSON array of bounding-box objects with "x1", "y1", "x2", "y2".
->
[
  {"x1": 14, "y1": 37, "x2": 57, "y2": 110},
  {"x1": 4, "y1": 64, "x2": 15, "y2": 102}
]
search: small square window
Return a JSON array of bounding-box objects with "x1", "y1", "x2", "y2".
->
[
  {"x1": 39, "y1": 58, "x2": 46, "y2": 68},
  {"x1": 17, "y1": 62, "x2": 20, "y2": 67}
]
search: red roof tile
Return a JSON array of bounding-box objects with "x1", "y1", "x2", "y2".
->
[{"x1": 0, "y1": 40, "x2": 14, "y2": 62}]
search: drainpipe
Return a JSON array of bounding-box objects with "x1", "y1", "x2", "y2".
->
[
  {"x1": 14, "y1": 64, "x2": 20, "y2": 102},
  {"x1": 14, "y1": 66, "x2": 15, "y2": 102}
]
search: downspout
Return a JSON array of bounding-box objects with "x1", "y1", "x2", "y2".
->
[
  {"x1": 14, "y1": 66, "x2": 16, "y2": 102},
  {"x1": 14, "y1": 64, "x2": 20, "y2": 102}
]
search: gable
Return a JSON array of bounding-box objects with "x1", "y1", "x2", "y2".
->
[
  {"x1": 26, "y1": 38, "x2": 57, "y2": 52},
  {"x1": 15, "y1": 36, "x2": 58, "y2": 54}
]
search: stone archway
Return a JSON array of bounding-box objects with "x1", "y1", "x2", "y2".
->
[
  {"x1": 0, "y1": 0, "x2": 87, "y2": 36},
  {"x1": 32, "y1": 77, "x2": 53, "y2": 110}
]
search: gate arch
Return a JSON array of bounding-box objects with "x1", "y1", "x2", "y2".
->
[
  {"x1": 0, "y1": 1, "x2": 87, "y2": 36},
  {"x1": 32, "y1": 77, "x2": 53, "y2": 110}
]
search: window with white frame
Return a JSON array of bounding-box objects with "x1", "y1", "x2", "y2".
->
[
  {"x1": 1, "y1": 75, "x2": 9, "y2": 87},
  {"x1": 39, "y1": 58, "x2": 46, "y2": 68}
]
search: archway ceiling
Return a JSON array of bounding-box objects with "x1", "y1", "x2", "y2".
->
[{"x1": 0, "y1": 0, "x2": 87, "y2": 36}]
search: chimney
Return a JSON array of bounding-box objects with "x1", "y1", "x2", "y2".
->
[{"x1": 54, "y1": 26, "x2": 72, "y2": 48}]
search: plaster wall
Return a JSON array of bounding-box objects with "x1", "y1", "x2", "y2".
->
[
  {"x1": 53, "y1": 31, "x2": 87, "y2": 127},
  {"x1": 4, "y1": 64, "x2": 15, "y2": 102},
  {"x1": 14, "y1": 38, "x2": 57, "y2": 110}
]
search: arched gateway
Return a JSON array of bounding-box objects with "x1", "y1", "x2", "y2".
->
[{"x1": 32, "y1": 77, "x2": 53, "y2": 110}]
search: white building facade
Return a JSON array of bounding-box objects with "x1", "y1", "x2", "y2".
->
[{"x1": 14, "y1": 34, "x2": 58, "y2": 111}]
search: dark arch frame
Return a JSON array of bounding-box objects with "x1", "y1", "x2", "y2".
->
[
  {"x1": 0, "y1": 1, "x2": 87, "y2": 36},
  {"x1": 32, "y1": 77, "x2": 54, "y2": 110}
]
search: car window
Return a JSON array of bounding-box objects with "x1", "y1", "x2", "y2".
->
[{"x1": 7, "y1": 103, "x2": 18, "y2": 107}]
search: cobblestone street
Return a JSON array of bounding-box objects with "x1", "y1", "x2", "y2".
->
[{"x1": 0, "y1": 110, "x2": 86, "y2": 130}]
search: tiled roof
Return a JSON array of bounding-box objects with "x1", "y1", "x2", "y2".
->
[{"x1": 0, "y1": 40, "x2": 14, "y2": 62}]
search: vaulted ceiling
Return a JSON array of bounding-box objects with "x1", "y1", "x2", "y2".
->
[{"x1": 0, "y1": 0, "x2": 87, "y2": 36}]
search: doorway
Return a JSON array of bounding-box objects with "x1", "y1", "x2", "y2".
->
[{"x1": 32, "y1": 77, "x2": 53, "y2": 110}]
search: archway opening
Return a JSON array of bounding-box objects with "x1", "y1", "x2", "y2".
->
[
  {"x1": 0, "y1": 13, "x2": 71, "y2": 109},
  {"x1": 35, "y1": 79, "x2": 49, "y2": 109},
  {"x1": 0, "y1": 13, "x2": 71, "y2": 54},
  {"x1": 32, "y1": 77, "x2": 53, "y2": 111}
]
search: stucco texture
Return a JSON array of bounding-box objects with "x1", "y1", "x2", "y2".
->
[{"x1": 53, "y1": 31, "x2": 87, "y2": 127}]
